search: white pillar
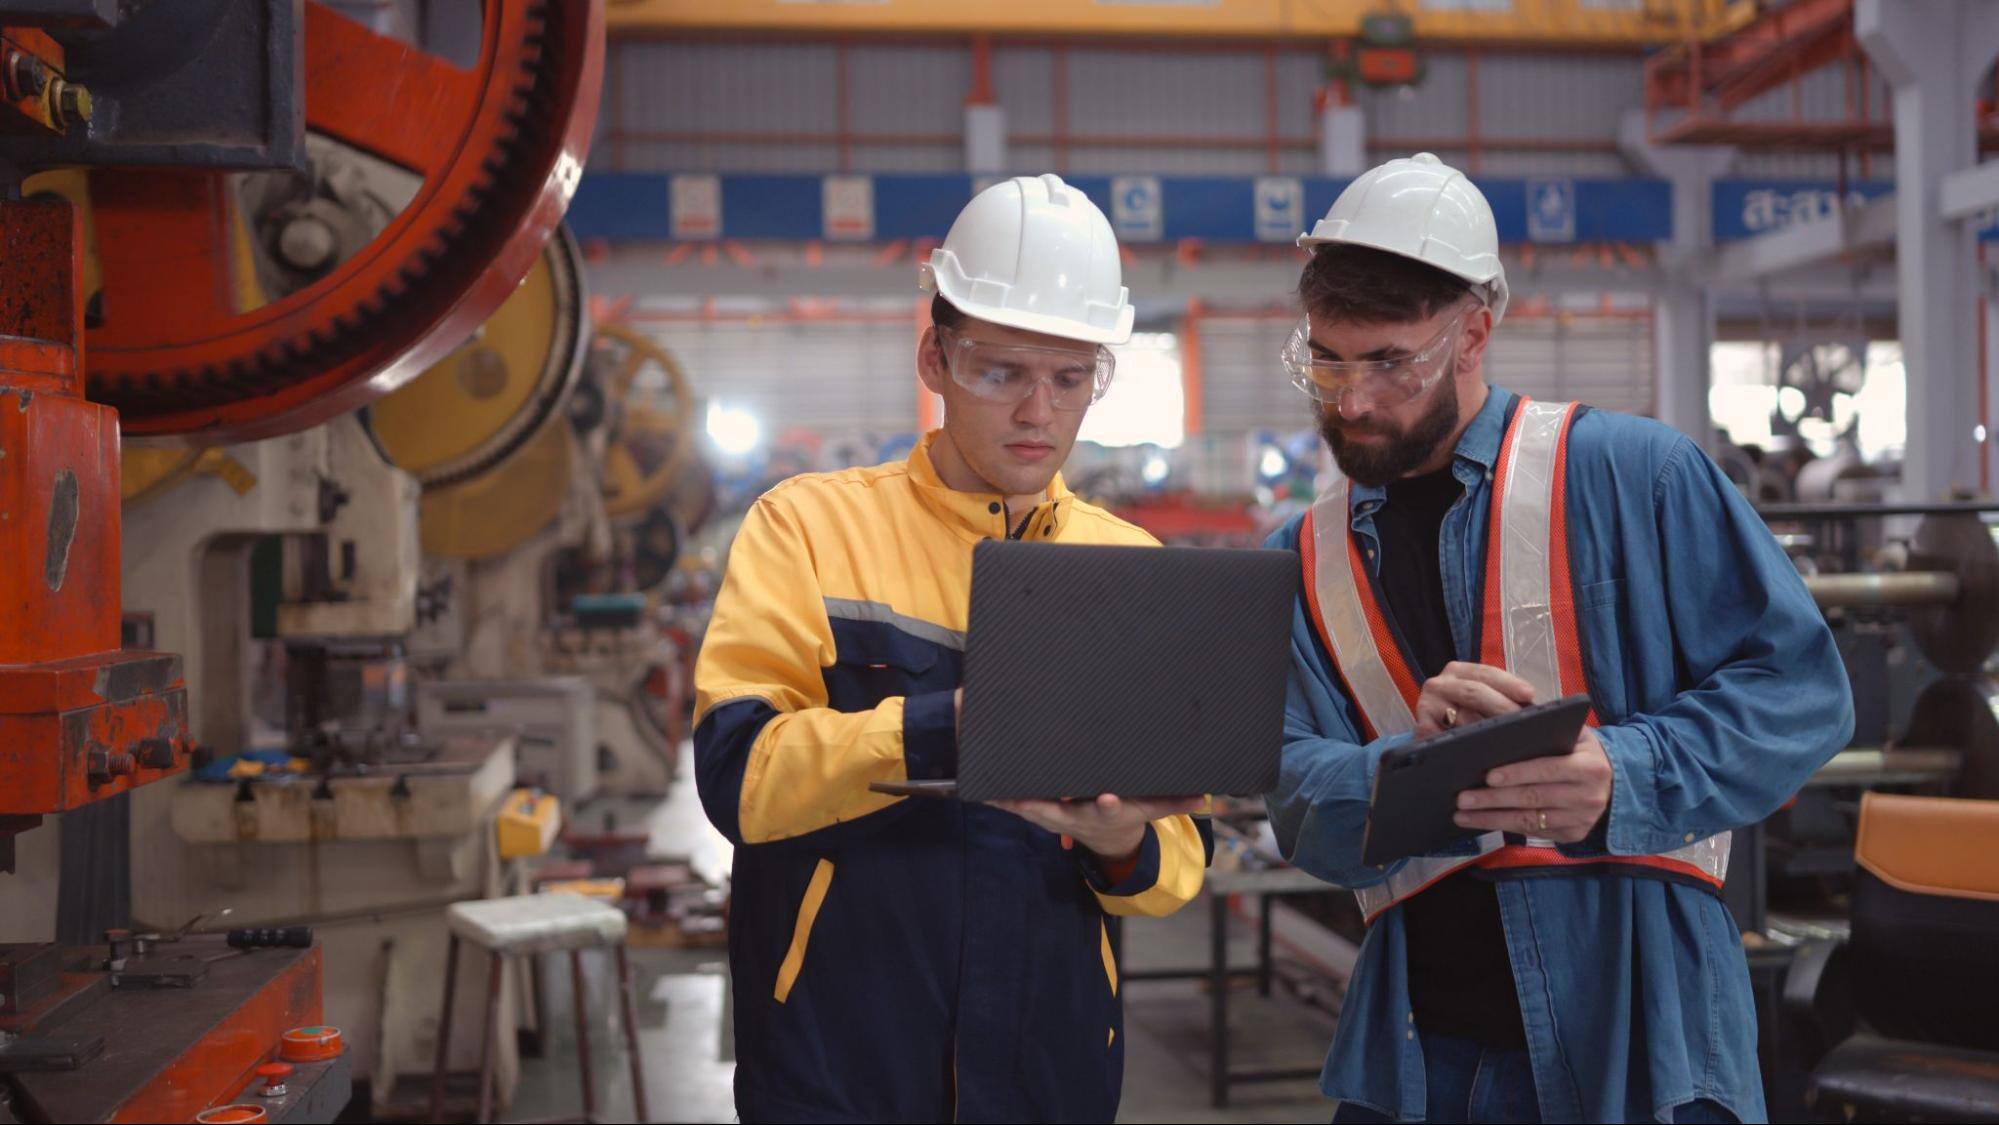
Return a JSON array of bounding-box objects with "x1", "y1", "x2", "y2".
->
[
  {"x1": 1319, "y1": 103, "x2": 1366, "y2": 178},
  {"x1": 1858, "y1": 0, "x2": 1999, "y2": 500},
  {"x1": 965, "y1": 104, "x2": 1006, "y2": 175},
  {"x1": 1620, "y1": 111, "x2": 1736, "y2": 445}
]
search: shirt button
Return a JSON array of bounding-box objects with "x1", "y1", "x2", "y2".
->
[
  {"x1": 1485, "y1": 470, "x2": 1494, "y2": 482},
  {"x1": 987, "y1": 502, "x2": 1001, "y2": 515},
  {"x1": 1407, "y1": 1013, "x2": 1415, "y2": 1023},
  {"x1": 1406, "y1": 1030, "x2": 1415, "y2": 1040},
  {"x1": 1684, "y1": 832, "x2": 1696, "y2": 844}
]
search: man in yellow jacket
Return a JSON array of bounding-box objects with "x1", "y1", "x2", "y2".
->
[{"x1": 693, "y1": 174, "x2": 1209, "y2": 1123}]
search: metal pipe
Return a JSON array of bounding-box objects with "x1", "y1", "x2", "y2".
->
[
  {"x1": 1804, "y1": 571, "x2": 1961, "y2": 608},
  {"x1": 1759, "y1": 500, "x2": 1999, "y2": 520}
]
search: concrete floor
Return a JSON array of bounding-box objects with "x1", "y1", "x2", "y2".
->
[
  {"x1": 511, "y1": 898, "x2": 1342, "y2": 1124},
  {"x1": 510, "y1": 760, "x2": 1343, "y2": 1124}
]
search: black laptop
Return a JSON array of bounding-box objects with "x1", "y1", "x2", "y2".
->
[{"x1": 871, "y1": 540, "x2": 1297, "y2": 802}]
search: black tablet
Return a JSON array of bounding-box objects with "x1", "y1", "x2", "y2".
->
[{"x1": 1360, "y1": 694, "x2": 1592, "y2": 867}]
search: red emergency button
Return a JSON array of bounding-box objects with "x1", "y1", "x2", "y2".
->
[
  {"x1": 278, "y1": 1025, "x2": 344, "y2": 1062},
  {"x1": 256, "y1": 1061, "x2": 294, "y2": 1097}
]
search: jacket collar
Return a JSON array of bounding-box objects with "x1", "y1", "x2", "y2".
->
[{"x1": 908, "y1": 430, "x2": 1075, "y2": 542}]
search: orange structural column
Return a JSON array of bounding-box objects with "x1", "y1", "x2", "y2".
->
[{"x1": 0, "y1": 197, "x2": 190, "y2": 817}]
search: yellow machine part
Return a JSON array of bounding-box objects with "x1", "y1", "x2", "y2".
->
[
  {"x1": 419, "y1": 420, "x2": 573, "y2": 559},
  {"x1": 497, "y1": 788, "x2": 563, "y2": 859},
  {"x1": 371, "y1": 226, "x2": 587, "y2": 489},
  {"x1": 122, "y1": 445, "x2": 259, "y2": 505},
  {"x1": 596, "y1": 325, "x2": 696, "y2": 522}
]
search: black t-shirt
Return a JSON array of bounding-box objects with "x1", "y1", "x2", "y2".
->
[{"x1": 1370, "y1": 466, "x2": 1527, "y2": 1049}]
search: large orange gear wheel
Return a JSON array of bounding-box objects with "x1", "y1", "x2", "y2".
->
[{"x1": 82, "y1": 0, "x2": 603, "y2": 443}]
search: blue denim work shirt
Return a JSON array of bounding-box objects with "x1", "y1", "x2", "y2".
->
[{"x1": 1265, "y1": 386, "x2": 1853, "y2": 1123}]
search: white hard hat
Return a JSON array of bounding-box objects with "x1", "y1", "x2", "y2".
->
[
  {"x1": 1297, "y1": 152, "x2": 1510, "y2": 325},
  {"x1": 920, "y1": 174, "x2": 1135, "y2": 346}
]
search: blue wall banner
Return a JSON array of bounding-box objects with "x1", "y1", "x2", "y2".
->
[
  {"x1": 1711, "y1": 180, "x2": 1893, "y2": 242},
  {"x1": 1714, "y1": 178, "x2": 1999, "y2": 242},
  {"x1": 566, "y1": 172, "x2": 1676, "y2": 246}
]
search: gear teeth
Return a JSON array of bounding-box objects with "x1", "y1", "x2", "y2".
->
[{"x1": 96, "y1": 0, "x2": 573, "y2": 424}]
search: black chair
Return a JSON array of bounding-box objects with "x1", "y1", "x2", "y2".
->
[{"x1": 1784, "y1": 792, "x2": 1999, "y2": 1123}]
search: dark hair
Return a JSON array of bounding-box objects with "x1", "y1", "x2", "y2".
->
[
  {"x1": 1297, "y1": 243, "x2": 1472, "y2": 325},
  {"x1": 930, "y1": 293, "x2": 967, "y2": 331}
]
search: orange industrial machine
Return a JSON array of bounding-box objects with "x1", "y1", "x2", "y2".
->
[{"x1": 0, "y1": 2, "x2": 601, "y2": 1121}]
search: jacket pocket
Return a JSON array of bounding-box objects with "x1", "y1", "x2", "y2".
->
[
  {"x1": 1577, "y1": 576, "x2": 1630, "y2": 718},
  {"x1": 1580, "y1": 576, "x2": 1625, "y2": 610},
  {"x1": 825, "y1": 620, "x2": 948, "y2": 711},
  {"x1": 774, "y1": 858, "x2": 835, "y2": 1004}
]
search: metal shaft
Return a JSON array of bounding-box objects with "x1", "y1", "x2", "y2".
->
[{"x1": 1804, "y1": 571, "x2": 1961, "y2": 608}]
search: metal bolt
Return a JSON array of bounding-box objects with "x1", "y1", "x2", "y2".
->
[
  {"x1": 137, "y1": 738, "x2": 177, "y2": 770},
  {"x1": 48, "y1": 79, "x2": 90, "y2": 128},
  {"x1": 88, "y1": 749, "x2": 136, "y2": 784},
  {"x1": 7, "y1": 52, "x2": 45, "y2": 100},
  {"x1": 277, "y1": 216, "x2": 338, "y2": 271}
]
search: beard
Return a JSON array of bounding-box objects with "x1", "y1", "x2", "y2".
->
[{"x1": 1319, "y1": 376, "x2": 1462, "y2": 487}]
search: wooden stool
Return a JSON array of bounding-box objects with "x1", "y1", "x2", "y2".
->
[{"x1": 429, "y1": 893, "x2": 649, "y2": 1124}]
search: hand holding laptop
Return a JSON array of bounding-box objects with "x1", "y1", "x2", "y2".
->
[{"x1": 990, "y1": 793, "x2": 1207, "y2": 859}]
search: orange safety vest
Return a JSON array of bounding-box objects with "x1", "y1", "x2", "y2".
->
[{"x1": 1300, "y1": 398, "x2": 1729, "y2": 923}]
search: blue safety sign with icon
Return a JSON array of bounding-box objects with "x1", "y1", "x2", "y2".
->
[
  {"x1": 1527, "y1": 179, "x2": 1577, "y2": 243},
  {"x1": 1111, "y1": 176, "x2": 1164, "y2": 242},
  {"x1": 1254, "y1": 177, "x2": 1305, "y2": 243}
]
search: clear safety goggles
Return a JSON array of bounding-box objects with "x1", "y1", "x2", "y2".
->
[
  {"x1": 936, "y1": 328, "x2": 1115, "y2": 411},
  {"x1": 1280, "y1": 305, "x2": 1469, "y2": 414}
]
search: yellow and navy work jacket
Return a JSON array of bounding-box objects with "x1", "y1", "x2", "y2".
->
[{"x1": 694, "y1": 432, "x2": 1210, "y2": 1124}]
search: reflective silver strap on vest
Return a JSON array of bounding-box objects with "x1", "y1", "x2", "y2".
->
[
  {"x1": 1353, "y1": 829, "x2": 1733, "y2": 923},
  {"x1": 1494, "y1": 400, "x2": 1569, "y2": 849},
  {"x1": 1353, "y1": 837, "x2": 1504, "y2": 922},
  {"x1": 1320, "y1": 400, "x2": 1731, "y2": 920},
  {"x1": 1309, "y1": 475, "x2": 1416, "y2": 738},
  {"x1": 1494, "y1": 399, "x2": 1571, "y2": 708}
]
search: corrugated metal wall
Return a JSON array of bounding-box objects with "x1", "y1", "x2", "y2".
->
[
  {"x1": 598, "y1": 39, "x2": 1648, "y2": 177},
  {"x1": 1484, "y1": 316, "x2": 1656, "y2": 416},
  {"x1": 1725, "y1": 59, "x2": 1888, "y2": 181},
  {"x1": 639, "y1": 319, "x2": 923, "y2": 436},
  {"x1": 599, "y1": 36, "x2": 1904, "y2": 184}
]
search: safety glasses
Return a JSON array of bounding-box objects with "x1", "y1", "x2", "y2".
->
[
  {"x1": 936, "y1": 329, "x2": 1115, "y2": 411},
  {"x1": 1280, "y1": 305, "x2": 1469, "y2": 414}
]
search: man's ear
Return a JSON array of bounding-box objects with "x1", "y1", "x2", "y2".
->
[
  {"x1": 917, "y1": 326, "x2": 949, "y2": 395},
  {"x1": 1456, "y1": 304, "x2": 1495, "y2": 374}
]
